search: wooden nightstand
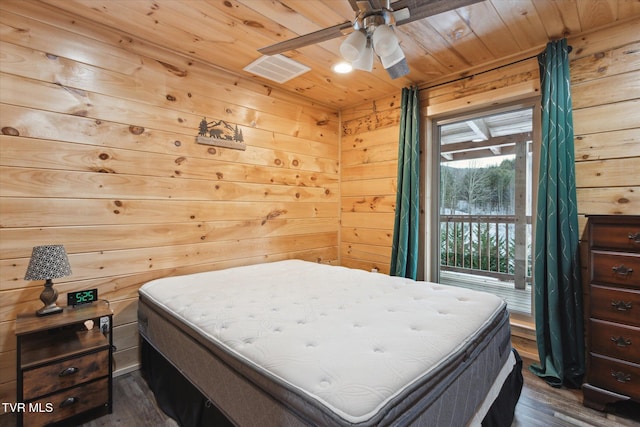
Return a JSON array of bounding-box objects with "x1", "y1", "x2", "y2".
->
[{"x1": 15, "y1": 302, "x2": 113, "y2": 427}]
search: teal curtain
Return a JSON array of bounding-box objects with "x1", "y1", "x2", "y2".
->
[
  {"x1": 390, "y1": 86, "x2": 420, "y2": 279},
  {"x1": 529, "y1": 39, "x2": 584, "y2": 388}
]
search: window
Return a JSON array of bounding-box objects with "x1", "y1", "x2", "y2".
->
[{"x1": 431, "y1": 103, "x2": 537, "y2": 315}]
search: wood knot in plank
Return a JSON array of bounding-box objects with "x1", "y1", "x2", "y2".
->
[
  {"x1": 129, "y1": 125, "x2": 145, "y2": 135},
  {"x1": 95, "y1": 168, "x2": 116, "y2": 173},
  {"x1": 1, "y1": 127, "x2": 19, "y2": 136},
  {"x1": 158, "y1": 60, "x2": 188, "y2": 77},
  {"x1": 243, "y1": 20, "x2": 264, "y2": 28},
  {"x1": 261, "y1": 209, "x2": 287, "y2": 225}
]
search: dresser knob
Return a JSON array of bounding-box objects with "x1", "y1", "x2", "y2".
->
[
  {"x1": 611, "y1": 370, "x2": 632, "y2": 383},
  {"x1": 629, "y1": 231, "x2": 640, "y2": 245},
  {"x1": 611, "y1": 300, "x2": 633, "y2": 311},
  {"x1": 612, "y1": 264, "x2": 633, "y2": 276},
  {"x1": 610, "y1": 336, "x2": 632, "y2": 347}
]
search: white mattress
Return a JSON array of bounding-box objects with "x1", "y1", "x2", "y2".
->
[{"x1": 139, "y1": 259, "x2": 508, "y2": 424}]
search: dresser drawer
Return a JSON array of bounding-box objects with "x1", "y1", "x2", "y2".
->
[
  {"x1": 22, "y1": 349, "x2": 109, "y2": 401},
  {"x1": 590, "y1": 319, "x2": 640, "y2": 362},
  {"x1": 587, "y1": 354, "x2": 640, "y2": 400},
  {"x1": 22, "y1": 377, "x2": 109, "y2": 427},
  {"x1": 590, "y1": 285, "x2": 640, "y2": 327},
  {"x1": 591, "y1": 251, "x2": 640, "y2": 288},
  {"x1": 590, "y1": 222, "x2": 640, "y2": 251}
]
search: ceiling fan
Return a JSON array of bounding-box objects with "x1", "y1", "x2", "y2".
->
[{"x1": 258, "y1": 0, "x2": 485, "y2": 79}]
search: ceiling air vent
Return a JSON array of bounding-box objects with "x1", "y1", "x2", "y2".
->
[{"x1": 243, "y1": 54, "x2": 310, "y2": 84}]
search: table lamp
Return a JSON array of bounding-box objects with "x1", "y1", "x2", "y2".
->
[{"x1": 24, "y1": 245, "x2": 72, "y2": 316}]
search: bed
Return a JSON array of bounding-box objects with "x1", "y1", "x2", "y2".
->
[{"x1": 138, "y1": 259, "x2": 522, "y2": 426}]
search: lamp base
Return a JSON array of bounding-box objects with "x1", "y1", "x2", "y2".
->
[
  {"x1": 36, "y1": 304, "x2": 64, "y2": 316},
  {"x1": 36, "y1": 278, "x2": 63, "y2": 316}
]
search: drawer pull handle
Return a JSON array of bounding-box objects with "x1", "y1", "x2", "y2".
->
[
  {"x1": 612, "y1": 264, "x2": 633, "y2": 276},
  {"x1": 611, "y1": 300, "x2": 633, "y2": 311},
  {"x1": 610, "y1": 336, "x2": 632, "y2": 347},
  {"x1": 59, "y1": 397, "x2": 79, "y2": 408},
  {"x1": 59, "y1": 367, "x2": 79, "y2": 377},
  {"x1": 611, "y1": 370, "x2": 632, "y2": 383},
  {"x1": 630, "y1": 232, "x2": 640, "y2": 245}
]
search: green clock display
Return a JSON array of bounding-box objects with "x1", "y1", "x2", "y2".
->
[{"x1": 67, "y1": 289, "x2": 98, "y2": 306}]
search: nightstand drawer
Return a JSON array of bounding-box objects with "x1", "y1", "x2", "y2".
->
[
  {"x1": 22, "y1": 349, "x2": 109, "y2": 401},
  {"x1": 22, "y1": 377, "x2": 109, "y2": 427},
  {"x1": 590, "y1": 319, "x2": 640, "y2": 362},
  {"x1": 591, "y1": 251, "x2": 640, "y2": 288},
  {"x1": 590, "y1": 285, "x2": 640, "y2": 327},
  {"x1": 588, "y1": 354, "x2": 640, "y2": 400}
]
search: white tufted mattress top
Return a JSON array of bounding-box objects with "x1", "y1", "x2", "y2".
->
[{"x1": 139, "y1": 259, "x2": 506, "y2": 424}]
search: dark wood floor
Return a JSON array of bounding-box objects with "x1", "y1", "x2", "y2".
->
[
  {"x1": 513, "y1": 359, "x2": 639, "y2": 427},
  {"x1": 2, "y1": 358, "x2": 639, "y2": 426}
]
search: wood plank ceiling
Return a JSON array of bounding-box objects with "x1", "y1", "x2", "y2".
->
[{"x1": 36, "y1": 0, "x2": 640, "y2": 109}]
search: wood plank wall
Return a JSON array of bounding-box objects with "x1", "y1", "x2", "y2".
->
[
  {"x1": 0, "y1": 2, "x2": 339, "y2": 402},
  {"x1": 340, "y1": 95, "x2": 402, "y2": 274}
]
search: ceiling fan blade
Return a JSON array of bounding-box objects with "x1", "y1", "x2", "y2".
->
[
  {"x1": 258, "y1": 21, "x2": 353, "y2": 56},
  {"x1": 349, "y1": 0, "x2": 382, "y2": 13},
  {"x1": 390, "y1": 0, "x2": 485, "y2": 26},
  {"x1": 257, "y1": 0, "x2": 486, "y2": 56},
  {"x1": 392, "y1": 7, "x2": 411, "y2": 22}
]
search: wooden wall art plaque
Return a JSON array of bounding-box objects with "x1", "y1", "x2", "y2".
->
[{"x1": 196, "y1": 117, "x2": 246, "y2": 150}]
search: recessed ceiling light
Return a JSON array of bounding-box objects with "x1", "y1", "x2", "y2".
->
[{"x1": 333, "y1": 62, "x2": 353, "y2": 74}]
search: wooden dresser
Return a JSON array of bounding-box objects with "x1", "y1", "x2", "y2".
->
[{"x1": 583, "y1": 215, "x2": 640, "y2": 411}]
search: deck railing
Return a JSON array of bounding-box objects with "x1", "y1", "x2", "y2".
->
[{"x1": 440, "y1": 214, "x2": 532, "y2": 288}]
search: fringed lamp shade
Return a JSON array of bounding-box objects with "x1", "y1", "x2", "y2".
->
[{"x1": 24, "y1": 245, "x2": 72, "y2": 316}]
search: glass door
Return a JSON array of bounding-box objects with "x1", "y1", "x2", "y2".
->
[{"x1": 433, "y1": 105, "x2": 535, "y2": 315}]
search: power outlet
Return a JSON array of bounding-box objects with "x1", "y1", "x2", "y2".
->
[{"x1": 99, "y1": 316, "x2": 110, "y2": 333}]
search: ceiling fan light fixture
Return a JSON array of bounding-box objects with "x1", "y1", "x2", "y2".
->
[
  {"x1": 385, "y1": 57, "x2": 409, "y2": 79},
  {"x1": 372, "y1": 24, "x2": 398, "y2": 57},
  {"x1": 340, "y1": 30, "x2": 367, "y2": 62},
  {"x1": 380, "y1": 44, "x2": 404, "y2": 68},
  {"x1": 352, "y1": 43, "x2": 374, "y2": 71},
  {"x1": 381, "y1": 45, "x2": 409, "y2": 79}
]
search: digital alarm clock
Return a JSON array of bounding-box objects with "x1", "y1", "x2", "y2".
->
[{"x1": 67, "y1": 289, "x2": 98, "y2": 306}]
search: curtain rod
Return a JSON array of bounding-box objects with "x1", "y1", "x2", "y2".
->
[{"x1": 420, "y1": 44, "x2": 572, "y2": 92}]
